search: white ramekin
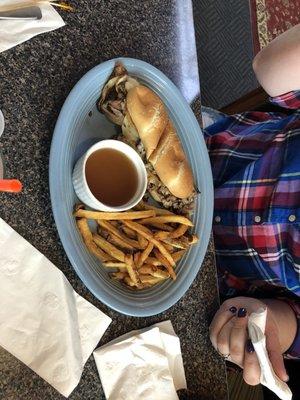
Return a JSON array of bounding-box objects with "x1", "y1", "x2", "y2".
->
[
  {"x1": 72, "y1": 139, "x2": 147, "y2": 211},
  {"x1": 0, "y1": 110, "x2": 4, "y2": 138},
  {"x1": 0, "y1": 110, "x2": 5, "y2": 179}
]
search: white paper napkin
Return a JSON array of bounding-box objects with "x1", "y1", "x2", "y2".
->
[
  {"x1": 93, "y1": 320, "x2": 186, "y2": 400},
  {"x1": 248, "y1": 308, "x2": 292, "y2": 400},
  {"x1": 0, "y1": 218, "x2": 112, "y2": 397},
  {"x1": 0, "y1": 0, "x2": 65, "y2": 53}
]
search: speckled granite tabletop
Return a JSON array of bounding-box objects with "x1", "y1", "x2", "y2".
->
[{"x1": 0, "y1": 1, "x2": 227, "y2": 399}]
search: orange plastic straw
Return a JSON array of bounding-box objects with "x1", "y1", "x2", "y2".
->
[{"x1": 0, "y1": 179, "x2": 23, "y2": 193}]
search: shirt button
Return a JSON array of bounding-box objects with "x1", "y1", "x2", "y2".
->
[
  {"x1": 215, "y1": 216, "x2": 221, "y2": 223},
  {"x1": 289, "y1": 214, "x2": 296, "y2": 222},
  {"x1": 254, "y1": 216, "x2": 261, "y2": 223}
]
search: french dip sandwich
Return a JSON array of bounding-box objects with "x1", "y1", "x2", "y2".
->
[{"x1": 98, "y1": 62, "x2": 196, "y2": 214}]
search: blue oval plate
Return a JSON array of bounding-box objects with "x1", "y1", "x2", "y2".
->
[{"x1": 49, "y1": 58, "x2": 213, "y2": 317}]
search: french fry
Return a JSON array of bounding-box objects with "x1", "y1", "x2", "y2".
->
[
  {"x1": 139, "y1": 265, "x2": 170, "y2": 279},
  {"x1": 122, "y1": 226, "x2": 137, "y2": 239},
  {"x1": 98, "y1": 220, "x2": 142, "y2": 249},
  {"x1": 124, "y1": 276, "x2": 136, "y2": 287},
  {"x1": 154, "y1": 231, "x2": 170, "y2": 240},
  {"x1": 145, "y1": 257, "x2": 163, "y2": 266},
  {"x1": 139, "y1": 274, "x2": 165, "y2": 285},
  {"x1": 172, "y1": 250, "x2": 186, "y2": 262},
  {"x1": 169, "y1": 224, "x2": 189, "y2": 238},
  {"x1": 125, "y1": 254, "x2": 140, "y2": 285},
  {"x1": 103, "y1": 261, "x2": 128, "y2": 269},
  {"x1": 144, "y1": 222, "x2": 173, "y2": 231},
  {"x1": 137, "y1": 242, "x2": 154, "y2": 268},
  {"x1": 138, "y1": 233, "x2": 148, "y2": 249},
  {"x1": 189, "y1": 235, "x2": 199, "y2": 245},
  {"x1": 75, "y1": 203, "x2": 85, "y2": 213},
  {"x1": 163, "y1": 243, "x2": 174, "y2": 253},
  {"x1": 154, "y1": 249, "x2": 176, "y2": 280},
  {"x1": 75, "y1": 202, "x2": 198, "y2": 290},
  {"x1": 138, "y1": 215, "x2": 193, "y2": 226},
  {"x1": 110, "y1": 221, "x2": 119, "y2": 227},
  {"x1": 74, "y1": 209, "x2": 155, "y2": 220},
  {"x1": 93, "y1": 233, "x2": 125, "y2": 262},
  {"x1": 111, "y1": 271, "x2": 128, "y2": 280},
  {"x1": 164, "y1": 235, "x2": 198, "y2": 249},
  {"x1": 76, "y1": 219, "x2": 112, "y2": 262},
  {"x1": 136, "y1": 201, "x2": 174, "y2": 215},
  {"x1": 133, "y1": 252, "x2": 141, "y2": 265},
  {"x1": 122, "y1": 220, "x2": 175, "y2": 267},
  {"x1": 106, "y1": 232, "x2": 135, "y2": 250},
  {"x1": 162, "y1": 237, "x2": 190, "y2": 250}
]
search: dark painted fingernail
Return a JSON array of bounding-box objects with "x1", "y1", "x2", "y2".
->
[
  {"x1": 238, "y1": 307, "x2": 247, "y2": 318},
  {"x1": 229, "y1": 306, "x2": 237, "y2": 314},
  {"x1": 246, "y1": 339, "x2": 255, "y2": 353}
]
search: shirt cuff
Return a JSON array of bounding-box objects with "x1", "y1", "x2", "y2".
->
[{"x1": 270, "y1": 90, "x2": 300, "y2": 110}]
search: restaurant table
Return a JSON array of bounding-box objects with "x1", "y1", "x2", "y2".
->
[{"x1": 0, "y1": 1, "x2": 228, "y2": 399}]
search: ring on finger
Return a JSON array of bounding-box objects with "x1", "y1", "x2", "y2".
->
[{"x1": 217, "y1": 350, "x2": 230, "y2": 360}]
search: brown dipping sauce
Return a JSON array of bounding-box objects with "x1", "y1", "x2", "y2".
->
[{"x1": 85, "y1": 148, "x2": 138, "y2": 207}]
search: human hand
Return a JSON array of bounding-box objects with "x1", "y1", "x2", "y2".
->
[{"x1": 209, "y1": 297, "x2": 297, "y2": 385}]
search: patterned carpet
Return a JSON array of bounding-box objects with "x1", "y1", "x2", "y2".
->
[{"x1": 193, "y1": 0, "x2": 258, "y2": 110}]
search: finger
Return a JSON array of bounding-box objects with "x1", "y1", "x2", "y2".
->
[
  {"x1": 266, "y1": 327, "x2": 289, "y2": 382},
  {"x1": 229, "y1": 308, "x2": 248, "y2": 366},
  {"x1": 243, "y1": 339, "x2": 261, "y2": 386},
  {"x1": 209, "y1": 306, "x2": 237, "y2": 349},
  {"x1": 216, "y1": 318, "x2": 233, "y2": 357}
]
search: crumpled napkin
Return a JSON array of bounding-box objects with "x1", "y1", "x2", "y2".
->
[
  {"x1": 248, "y1": 308, "x2": 292, "y2": 400},
  {"x1": 0, "y1": 0, "x2": 65, "y2": 53},
  {"x1": 93, "y1": 320, "x2": 186, "y2": 400},
  {"x1": 0, "y1": 218, "x2": 112, "y2": 397}
]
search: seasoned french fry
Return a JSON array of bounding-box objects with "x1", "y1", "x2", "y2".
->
[
  {"x1": 122, "y1": 220, "x2": 175, "y2": 267},
  {"x1": 122, "y1": 226, "x2": 137, "y2": 239},
  {"x1": 125, "y1": 254, "x2": 140, "y2": 285},
  {"x1": 169, "y1": 224, "x2": 189, "y2": 238},
  {"x1": 137, "y1": 242, "x2": 154, "y2": 268},
  {"x1": 154, "y1": 249, "x2": 176, "y2": 280},
  {"x1": 93, "y1": 233, "x2": 125, "y2": 262},
  {"x1": 138, "y1": 215, "x2": 193, "y2": 226},
  {"x1": 139, "y1": 265, "x2": 170, "y2": 279},
  {"x1": 172, "y1": 250, "x2": 186, "y2": 262},
  {"x1": 98, "y1": 220, "x2": 142, "y2": 249},
  {"x1": 103, "y1": 261, "x2": 128, "y2": 269},
  {"x1": 136, "y1": 201, "x2": 174, "y2": 215},
  {"x1": 76, "y1": 219, "x2": 111, "y2": 262},
  {"x1": 74, "y1": 209, "x2": 155, "y2": 220},
  {"x1": 138, "y1": 233, "x2": 148, "y2": 249}
]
